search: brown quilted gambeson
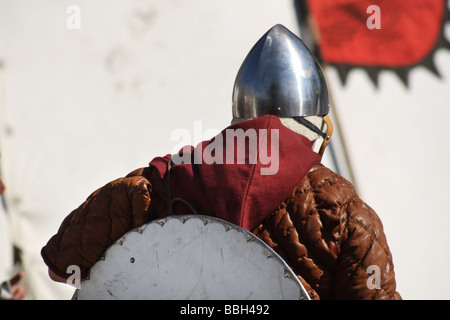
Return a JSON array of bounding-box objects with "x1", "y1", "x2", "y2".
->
[
  {"x1": 252, "y1": 164, "x2": 401, "y2": 300},
  {"x1": 42, "y1": 164, "x2": 401, "y2": 299}
]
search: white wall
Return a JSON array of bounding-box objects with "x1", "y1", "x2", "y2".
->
[
  {"x1": 0, "y1": 0, "x2": 448, "y2": 299},
  {"x1": 0, "y1": 0, "x2": 303, "y2": 300}
]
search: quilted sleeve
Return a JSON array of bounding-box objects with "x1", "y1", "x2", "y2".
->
[
  {"x1": 41, "y1": 174, "x2": 152, "y2": 281},
  {"x1": 334, "y1": 200, "x2": 402, "y2": 300},
  {"x1": 252, "y1": 164, "x2": 401, "y2": 300}
]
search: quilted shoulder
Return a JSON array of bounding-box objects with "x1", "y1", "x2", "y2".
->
[
  {"x1": 41, "y1": 174, "x2": 152, "y2": 280},
  {"x1": 252, "y1": 164, "x2": 401, "y2": 300}
]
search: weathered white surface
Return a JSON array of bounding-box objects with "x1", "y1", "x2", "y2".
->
[
  {"x1": 74, "y1": 215, "x2": 309, "y2": 300},
  {"x1": 0, "y1": 0, "x2": 301, "y2": 299}
]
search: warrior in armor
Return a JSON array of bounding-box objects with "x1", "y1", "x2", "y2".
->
[{"x1": 42, "y1": 24, "x2": 401, "y2": 300}]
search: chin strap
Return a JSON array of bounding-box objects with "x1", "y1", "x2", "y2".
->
[
  {"x1": 318, "y1": 114, "x2": 333, "y2": 159},
  {"x1": 293, "y1": 115, "x2": 334, "y2": 159}
]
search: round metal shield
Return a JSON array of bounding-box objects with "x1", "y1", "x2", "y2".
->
[{"x1": 73, "y1": 215, "x2": 310, "y2": 300}]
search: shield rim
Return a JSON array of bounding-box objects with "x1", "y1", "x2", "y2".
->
[{"x1": 73, "y1": 214, "x2": 311, "y2": 300}]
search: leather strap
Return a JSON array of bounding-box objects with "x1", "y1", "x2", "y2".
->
[
  {"x1": 293, "y1": 116, "x2": 327, "y2": 139},
  {"x1": 169, "y1": 197, "x2": 199, "y2": 216},
  {"x1": 318, "y1": 115, "x2": 333, "y2": 158},
  {"x1": 165, "y1": 159, "x2": 200, "y2": 216}
]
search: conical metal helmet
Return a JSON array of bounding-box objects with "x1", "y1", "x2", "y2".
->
[{"x1": 232, "y1": 24, "x2": 330, "y2": 120}]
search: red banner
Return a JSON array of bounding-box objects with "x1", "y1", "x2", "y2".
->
[{"x1": 305, "y1": 0, "x2": 450, "y2": 85}]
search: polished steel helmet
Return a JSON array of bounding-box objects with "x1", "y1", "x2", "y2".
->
[{"x1": 232, "y1": 24, "x2": 330, "y2": 120}]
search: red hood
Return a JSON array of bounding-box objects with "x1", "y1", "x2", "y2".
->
[{"x1": 149, "y1": 115, "x2": 320, "y2": 230}]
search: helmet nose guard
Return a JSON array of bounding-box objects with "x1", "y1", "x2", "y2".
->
[{"x1": 232, "y1": 24, "x2": 330, "y2": 120}]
